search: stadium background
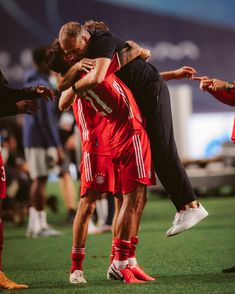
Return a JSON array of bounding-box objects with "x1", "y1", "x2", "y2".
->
[
  {"x1": 1, "y1": 0, "x2": 235, "y2": 158},
  {"x1": 0, "y1": 1, "x2": 234, "y2": 292}
]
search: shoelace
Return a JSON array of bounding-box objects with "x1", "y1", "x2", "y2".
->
[{"x1": 177, "y1": 208, "x2": 194, "y2": 224}]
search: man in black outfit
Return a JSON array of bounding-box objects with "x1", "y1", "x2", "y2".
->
[{"x1": 57, "y1": 21, "x2": 208, "y2": 237}]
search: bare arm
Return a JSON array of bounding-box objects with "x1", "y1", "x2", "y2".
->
[
  {"x1": 118, "y1": 40, "x2": 141, "y2": 66},
  {"x1": 59, "y1": 57, "x2": 111, "y2": 111},
  {"x1": 72, "y1": 57, "x2": 111, "y2": 92},
  {"x1": 193, "y1": 76, "x2": 235, "y2": 106},
  {"x1": 59, "y1": 88, "x2": 76, "y2": 111},
  {"x1": 160, "y1": 66, "x2": 197, "y2": 81},
  {"x1": 118, "y1": 40, "x2": 151, "y2": 66},
  {"x1": 57, "y1": 63, "x2": 80, "y2": 92},
  {"x1": 59, "y1": 41, "x2": 150, "y2": 92},
  {"x1": 57, "y1": 58, "x2": 96, "y2": 92}
]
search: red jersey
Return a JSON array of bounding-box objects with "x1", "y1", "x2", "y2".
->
[
  {"x1": 73, "y1": 53, "x2": 155, "y2": 194},
  {"x1": 208, "y1": 84, "x2": 235, "y2": 142},
  {"x1": 73, "y1": 98, "x2": 110, "y2": 155},
  {"x1": 80, "y1": 53, "x2": 145, "y2": 148},
  {"x1": 72, "y1": 53, "x2": 122, "y2": 154}
]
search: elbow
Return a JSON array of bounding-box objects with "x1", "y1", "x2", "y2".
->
[
  {"x1": 58, "y1": 99, "x2": 67, "y2": 111},
  {"x1": 91, "y1": 75, "x2": 104, "y2": 87},
  {"x1": 94, "y1": 75, "x2": 105, "y2": 85}
]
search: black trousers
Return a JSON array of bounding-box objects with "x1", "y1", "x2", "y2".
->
[{"x1": 136, "y1": 78, "x2": 196, "y2": 211}]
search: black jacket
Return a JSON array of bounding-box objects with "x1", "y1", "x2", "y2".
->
[{"x1": 0, "y1": 70, "x2": 39, "y2": 117}]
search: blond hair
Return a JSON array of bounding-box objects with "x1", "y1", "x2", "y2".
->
[{"x1": 59, "y1": 22, "x2": 84, "y2": 45}]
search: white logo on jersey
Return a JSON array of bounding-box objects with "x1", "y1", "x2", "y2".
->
[{"x1": 95, "y1": 173, "x2": 105, "y2": 184}]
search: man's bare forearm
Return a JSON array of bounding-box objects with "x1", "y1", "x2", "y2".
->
[
  {"x1": 118, "y1": 40, "x2": 142, "y2": 67},
  {"x1": 58, "y1": 64, "x2": 80, "y2": 91},
  {"x1": 160, "y1": 71, "x2": 177, "y2": 81},
  {"x1": 59, "y1": 88, "x2": 76, "y2": 111}
]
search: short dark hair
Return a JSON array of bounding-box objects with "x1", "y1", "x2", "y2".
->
[
  {"x1": 45, "y1": 39, "x2": 69, "y2": 74},
  {"x1": 84, "y1": 20, "x2": 109, "y2": 31}
]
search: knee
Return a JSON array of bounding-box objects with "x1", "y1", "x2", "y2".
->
[
  {"x1": 79, "y1": 199, "x2": 96, "y2": 218},
  {"x1": 123, "y1": 194, "x2": 146, "y2": 215}
]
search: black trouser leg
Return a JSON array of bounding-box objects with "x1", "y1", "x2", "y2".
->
[{"x1": 146, "y1": 81, "x2": 196, "y2": 211}]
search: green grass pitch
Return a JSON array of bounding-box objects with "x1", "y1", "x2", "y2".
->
[{"x1": 3, "y1": 182, "x2": 235, "y2": 293}]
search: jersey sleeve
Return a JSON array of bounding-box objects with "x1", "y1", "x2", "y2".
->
[{"x1": 208, "y1": 82, "x2": 235, "y2": 106}]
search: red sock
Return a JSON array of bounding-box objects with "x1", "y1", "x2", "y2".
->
[
  {"x1": 113, "y1": 238, "x2": 131, "y2": 269},
  {"x1": 110, "y1": 239, "x2": 115, "y2": 265},
  {"x1": 70, "y1": 247, "x2": 85, "y2": 273},
  {"x1": 129, "y1": 236, "x2": 138, "y2": 267}
]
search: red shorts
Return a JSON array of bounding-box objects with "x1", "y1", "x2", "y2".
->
[
  {"x1": 112, "y1": 130, "x2": 156, "y2": 194},
  {"x1": 80, "y1": 151, "x2": 115, "y2": 197},
  {"x1": 0, "y1": 154, "x2": 6, "y2": 199}
]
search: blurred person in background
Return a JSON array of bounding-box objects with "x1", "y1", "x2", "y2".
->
[
  {"x1": 1, "y1": 128, "x2": 31, "y2": 225},
  {"x1": 23, "y1": 47, "x2": 63, "y2": 237},
  {"x1": 0, "y1": 69, "x2": 54, "y2": 289},
  {"x1": 194, "y1": 76, "x2": 235, "y2": 273}
]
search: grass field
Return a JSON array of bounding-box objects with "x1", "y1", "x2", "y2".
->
[{"x1": 3, "y1": 182, "x2": 235, "y2": 293}]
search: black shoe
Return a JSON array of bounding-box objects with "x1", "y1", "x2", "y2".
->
[{"x1": 222, "y1": 266, "x2": 235, "y2": 273}]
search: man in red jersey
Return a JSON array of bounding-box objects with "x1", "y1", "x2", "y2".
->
[
  {"x1": 58, "y1": 48, "x2": 156, "y2": 284},
  {"x1": 46, "y1": 35, "x2": 197, "y2": 284},
  {"x1": 194, "y1": 76, "x2": 235, "y2": 274},
  {"x1": 46, "y1": 37, "x2": 155, "y2": 284}
]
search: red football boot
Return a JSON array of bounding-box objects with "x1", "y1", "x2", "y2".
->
[
  {"x1": 130, "y1": 265, "x2": 156, "y2": 281},
  {"x1": 107, "y1": 264, "x2": 145, "y2": 284}
]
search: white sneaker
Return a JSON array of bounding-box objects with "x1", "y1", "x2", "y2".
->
[
  {"x1": 166, "y1": 203, "x2": 208, "y2": 237},
  {"x1": 27, "y1": 227, "x2": 62, "y2": 238},
  {"x1": 69, "y1": 270, "x2": 87, "y2": 284},
  {"x1": 38, "y1": 227, "x2": 62, "y2": 237},
  {"x1": 87, "y1": 220, "x2": 102, "y2": 235},
  {"x1": 26, "y1": 207, "x2": 42, "y2": 237}
]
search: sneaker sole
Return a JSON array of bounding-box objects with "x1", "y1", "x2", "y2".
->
[{"x1": 166, "y1": 210, "x2": 208, "y2": 237}]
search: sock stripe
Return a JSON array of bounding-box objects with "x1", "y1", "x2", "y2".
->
[{"x1": 72, "y1": 247, "x2": 85, "y2": 254}]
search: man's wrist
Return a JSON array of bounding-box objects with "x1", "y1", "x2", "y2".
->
[{"x1": 72, "y1": 83, "x2": 79, "y2": 94}]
